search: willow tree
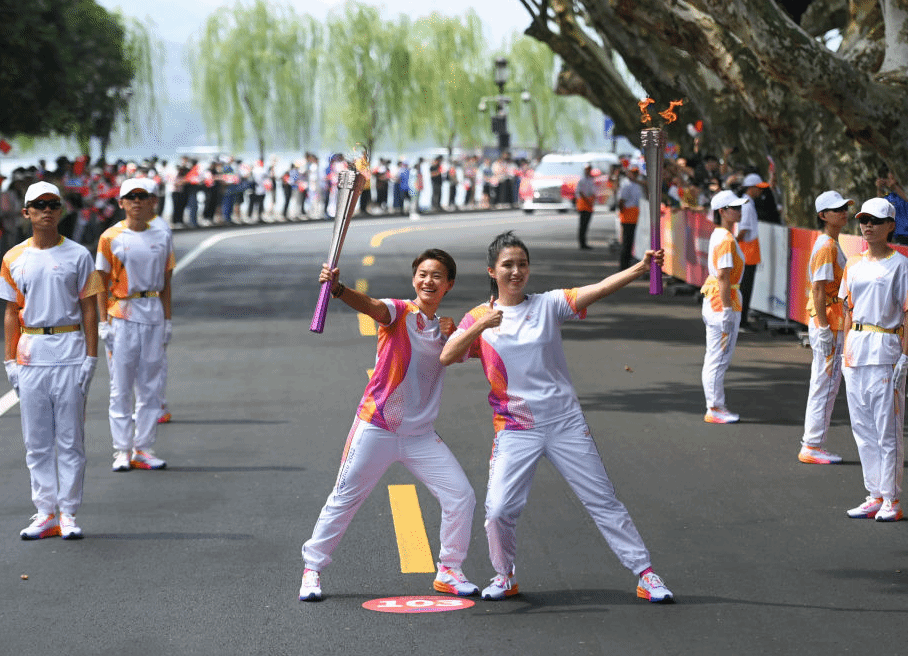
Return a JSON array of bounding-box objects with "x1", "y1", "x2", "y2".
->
[
  {"x1": 409, "y1": 11, "x2": 491, "y2": 156},
  {"x1": 324, "y1": 1, "x2": 413, "y2": 156},
  {"x1": 516, "y1": 0, "x2": 908, "y2": 225},
  {"x1": 190, "y1": 0, "x2": 321, "y2": 161},
  {"x1": 507, "y1": 36, "x2": 593, "y2": 158},
  {"x1": 114, "y1": 14, "x2": 166, "y2": 148}
]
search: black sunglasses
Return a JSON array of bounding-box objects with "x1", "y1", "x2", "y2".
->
[
  {"x1": 858, "y1": 216, "x2": 891, "y2": 225},
  {"x1": 28, "y1": 199, "x2": 63, "y2": 210},
  {"x1": 121, "y1": 192, "x2": 151, "y2": 201}
]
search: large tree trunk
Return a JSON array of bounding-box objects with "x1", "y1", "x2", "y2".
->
[{"x1": 516, "y1": 0, "x2": 908, "y2": 225}]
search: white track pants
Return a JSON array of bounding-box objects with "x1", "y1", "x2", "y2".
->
[
  {"x1": 843, "y1": 364, "x2": 904, "y2": 501},
  {"x1": 702, "y1": 308, "x2": 740, "y2": 409},
  {"x1": 302, "y1": 419, "x2": 475, "y2": 571},
  {"x1": 108, "y1": 318, "x2": 164, "y2": 452},
  {"x1": 485, "y1": 414, "x2": 651, "y2": 577},
  {"x1": 18, "y1": 365, "x2": 85, "y2": 514},
  {"x1": 802, "y1": 326, "x2": 845, "y2": 447}
]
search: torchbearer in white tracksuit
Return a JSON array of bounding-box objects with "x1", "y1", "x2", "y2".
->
[
  {"x1": 96, "y1": 179, "x2": 175, "y2": 472},
  {"x1": 840, "y1": 197, "x2": 907, "y2": 522},
  {"x1": 700, "y1": 190, "x2": 748, "y2": 424},
  {"x1": 2, "y1": 182, "x2": 102, "y2": 540},
  {"x1": 798, "y1": 191, "x2": 852, "y2": 465},
  {"x1": 440, "y1": 231, "x2": 673, "y2": 604}
]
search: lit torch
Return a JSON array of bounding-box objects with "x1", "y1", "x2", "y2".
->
[{"x1": 639, "y1": 98, "x2": 683, "y2": 295}]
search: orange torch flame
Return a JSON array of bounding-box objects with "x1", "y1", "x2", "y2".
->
[
  {"x1": 658, "y1": 100, "x2": 684, "y2": 125},
  {"x1": 638, "y1": 98, "x2": 655, "y2": 124}
]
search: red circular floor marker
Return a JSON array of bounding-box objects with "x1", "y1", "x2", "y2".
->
[{"x1": 362, "y1": 595, "x2": 475, "y2": 613}]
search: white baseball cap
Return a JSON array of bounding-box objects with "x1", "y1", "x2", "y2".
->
[
  {"x1": 742, "y1": 173, "x2": 770, "y2": 188},
  {"x1": 856, "y1": 197, "x2": 896, "y2": 220},
  {"x1": 24, "y1": 181, "x2": 61, "y2": 204},
  {"x1": 119, "y1": 178, "x2": 150, "y2": 198},
  {"x1": 710, "y1": 190, "x2": 749, "y2": 211},
  {"x1": 815, "y1": 190, "x2": 854, "y2": 213},
  {"x1": 139, "y1": 177, "x2": 159, "y2": 195}
]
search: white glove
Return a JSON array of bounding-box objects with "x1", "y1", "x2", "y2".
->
[
  {"x1": 78, "y1": 356, "x2": 97, "y2": 396},
  {"x1": 5, "y1": 359, "x2": 19, "y2": 395},
  {"x1": 163, "y1": 319, "x2": 173, "y2": 345},
  {"x1": 98, "y1": 320, "x2": 115, "y2": 354},
  {"x1": 813, "y1": 326, "x2": 834, "y2": 358},
  {"x1": 894, "y1": 353, "x2": 908, "y2": 390}
]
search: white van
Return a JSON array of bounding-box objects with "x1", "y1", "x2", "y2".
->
[{"x1": 519, "y1": 152, "x2": 619, "y2": 213}]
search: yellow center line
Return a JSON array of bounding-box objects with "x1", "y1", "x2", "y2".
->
[
  {"x1": 387, "y1": 484, "x2": 435, "y2": 573},
  {"x1": 362, "y1": 255, "x2": 375, "y2": 266}
]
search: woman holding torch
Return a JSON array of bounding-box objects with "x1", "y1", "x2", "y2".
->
[
  {"x1": 440, "y1": 231, "x2": 673, "y2": 603},
  {"x1": 700, "y1": 190, "x2": 748, "y2": 424},
  {"x1": 300, "y1": 249, "x2": 479, "y2": 601}
]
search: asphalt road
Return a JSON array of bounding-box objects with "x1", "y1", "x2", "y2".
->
[{"x1": 1, "y1": 209, "x2": 905, "y2": 655}]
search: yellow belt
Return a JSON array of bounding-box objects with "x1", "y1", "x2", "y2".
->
[
  {"x1": 20, "y1": 324, "x2": 80, "y2": 335},
  {"x1": 808, "y1": 297, "x2": 842, "y2": 318},
  {"x1": 852, "y1": 322, "x2": 904, "y2": 336},
  {"x1": 117, "y1": 290, "x2": 160, "y2": 300},
  {"x1": 700, "y1": 277, "x2": 740, "y2": 297}
]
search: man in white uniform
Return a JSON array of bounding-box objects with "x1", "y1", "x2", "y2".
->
[
  {"x1": 2, "y1": 182, "x2": 102, "y2": 539},
  {"x1": 97, "y1": 179, "x2": 175, "y2": 472}
]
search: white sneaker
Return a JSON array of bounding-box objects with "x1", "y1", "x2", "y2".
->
[
  {"x1": 798, "y1": 446, "x2": 842, "y2": 464},
  {"x1": 20, "y1": 512, "x2": 61, "y2": 540},
  {"x1": 433, "y1": 564, "x2": 479, "y2": 596},
  {"x1": 299, "y1": 568, "x2": 322, "y2": 601},
  {"x1": 60, "y1": 513, "x2": 83, "y2": 540},
  {"x1": 846, "y1": 496, "x2": 883, "y2": 519},
  {"x1": 875, "y1": 499, "x2": 903, "y2": 522},
  {"x1": 481, "y1": 570, "x2": 518, "y2": 600},
  {"x1": 704, "y1": 407, "x2": 740, "y2": 424},
  {"x1": 112, "y1": 450, "x2": 131, "y2": 472},
  {"x1": 131, "y1": 449, "x2": 166, "y2": 470},
  {"x1": 637, "y1": 571, "x2": 674, "y2": 603}
]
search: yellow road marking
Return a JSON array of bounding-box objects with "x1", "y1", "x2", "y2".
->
[
  {"x1": 371, "y1": 227, "x2": 417, "y2": 248},
  {"x1": 356, "y1": 279, "x2": 377, "y2": 335},
  {"x1": 362, "y1": 255, "x2": 375, "y2": 266},
  {"x1": 387, "y1": 484, "x2": 435, "y2": 573}
]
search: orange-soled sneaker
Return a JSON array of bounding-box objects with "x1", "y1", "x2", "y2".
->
[
  {"x1": 157, "y1": 412, "x2": 172, "y2": 424},
  {"x1": 637, "y1": 571, "x2": 674, "y2": 603},
  {"x1": 875, "y1": 499, "x2": 903, "y2": 522},
  {"x1": 20, "y1": 512, "x2": 61, "y2": 540},
  {"x1": 798, "y1": 446, "x2": 843, "y2": 465},
  {"x1": 704, "y1": 407, "x2": 740, "y2": 424},
  {"x1": 299, "y1": 568, "x2": 322, "y2": 601},
  {"x1": 433, "y1": 563, "x2": 479, "y2": 596},
  {"x1": 131, "y1": 449, "x2": 166, "y2": 470},
  {"x1": 481, "y1": 570, "x2": 518, "y2": 600},
  {"x1": 846, "y1": 496, "x2": 883, "y2": 519}
]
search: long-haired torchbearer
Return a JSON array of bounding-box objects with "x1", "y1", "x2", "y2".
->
[{"x1": 310, "y1": 168, "x2": 366, "y2": 333}]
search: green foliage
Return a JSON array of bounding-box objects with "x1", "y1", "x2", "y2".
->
[
  {"x1": 189, "y1": 0, "x2": 321, "y2": 160},
  {"x1": 324, "y1": 1, "x2": 413, "y2": 156},
  {"x1": 116, "y1": 14, "x2": 166, "y2": 144}
]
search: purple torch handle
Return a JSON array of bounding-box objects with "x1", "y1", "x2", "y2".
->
[
  {"x1": 309, "y1": 281, "x2": 333, "y2": 334},
  {"x1": 642, "y1": 127, "x2": 665, "y2": 295}
]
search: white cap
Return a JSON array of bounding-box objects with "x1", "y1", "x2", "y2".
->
[
  {"x1": 815, "y1": 190, "x2": 853, "y2": 213},
  {"x1": 742, "y1": 173, "x2": 769, "y2": 188},
  {"x1": 119, "y1": 178, "x2": 149, "y2": 198},
  {"x1": 139, "y1": 177, "x2": 159, "y2": 195},
  {"x1": 24, "y1": 181, "x2": 61, "y2": 204},
  {"x1": 856, "y1": 197, "x2": 896, "y2": 220},
  {"x1": 710, "y1": 190, "x2": 749, "y2": 211}
]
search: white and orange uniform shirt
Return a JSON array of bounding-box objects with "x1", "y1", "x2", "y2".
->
[
  {"x1": 701, "y1": 227, "x2": 745, "y2": 313},
  {"x1": 839, "y1": 250, "x2": 908, "y2": 367},
  {"x1": 805, "y1": 234, "x2": 845, "y2": 331},
  {"x1": 356, "y1": 299, "x2": 450, "y2": 437},
  {"x1": 96, "y1": 221, "x2": 175, "y2": 324},
  {"x1": 0, "y1": 237, "x2": 102, "y2": 365},
  {"x1": 737, "y1": 197, "x2": 761, "y2": 265},
  {"x1": 451, "y1": 290, "x2": 587, "y2": 433}
]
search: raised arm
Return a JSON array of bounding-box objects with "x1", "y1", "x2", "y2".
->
[
  {"x1": 439, "y1": 298, "x2": 502, "y2": 366},
  {"x1": 573, "y1": 249, "x2": 664, "y2": 312},
  {"x1": 320, "y1": 264, "x2": 391, "y2": 325}
]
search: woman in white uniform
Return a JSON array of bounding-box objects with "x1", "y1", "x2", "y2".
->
[
  {"x1": 300, "y1": 249, "x2": 478, "y2": 601},
  {"x1": 440, "y1": 231, "x2": 673, "y2": 603},
  {"x1": 798, "y1": 191, "x2": 851, "y2": 464},
  {"x1": 2, "y1": 182, "x2": 102, "y2": 539},
  {"x1": 700, "y1": 190, "x2": 748, "y2": 424},
  {"x1": 840, "y1": 198, "x2": 907, "y2": 522}
]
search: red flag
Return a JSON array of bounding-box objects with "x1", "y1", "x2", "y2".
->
[{"x1": 0, "y1": 139, "x2": 11, "y2": 155}]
